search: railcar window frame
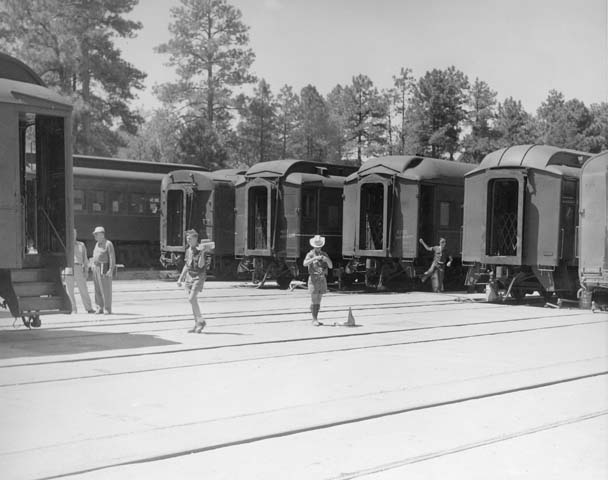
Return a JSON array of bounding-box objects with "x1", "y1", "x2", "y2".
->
[{"x1": 88, "y1": 190, "x2": 106, "y2": 214}]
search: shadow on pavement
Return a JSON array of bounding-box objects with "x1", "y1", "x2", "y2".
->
[{"x1": 0, "y1": 329, "x2": 180, "y2": 359}]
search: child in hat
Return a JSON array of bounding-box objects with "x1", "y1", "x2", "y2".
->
[
  {"x1": 303, "y1": 235, "x2": 333, "y2": 326},
  {"x1": 177, "y1": 229, "x2": 210, "y2": 333}
]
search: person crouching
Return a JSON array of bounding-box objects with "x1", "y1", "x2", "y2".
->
[
  {"x1": 177, "y1": 229, "x2": 208, "y2": 333},
  {"x1": 303, "y1": 235, "x2": 333, "y2": 326}
]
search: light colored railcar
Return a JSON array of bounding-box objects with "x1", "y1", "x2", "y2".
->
[
  {"x1": 0, "y1": 53, "x2": 73, "y2": 326},
  {"x1": 463, "y1": 144, "x2": 591, "y2": 301},
  {"x1": 578, "y1": 151, "x2": 608, "y2": 306}
]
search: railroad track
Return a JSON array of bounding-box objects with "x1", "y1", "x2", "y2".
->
[{"x1": 1, "y1": 314, "x2": 604, "y2": 387}]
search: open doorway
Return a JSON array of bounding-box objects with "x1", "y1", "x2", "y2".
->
[
  {"x1": 248, "y1": 186, "x2": 269, "y2": 250},
  {"x1": 20, "y1": 113, "x2": 67, "y2": 256},
  {"x1": 359, "y1": 183, "x2": 385, "y2": 250},
  {"x1": 487, "y1": 179, "x2": 519, "y2": 256}
]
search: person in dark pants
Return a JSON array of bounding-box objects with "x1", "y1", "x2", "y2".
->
[
  {"x1": 92, "y1": 226, "x2": 115, "y2": 314},
  {"x1": 419, "y1": 237, "x2": 452, "y2": 292},
  {"x1": 177, "y1": 229, "x2": 210, "y2": 333},
  {"x1": 303, "y1": 235, "x2": 333, "y2": 326}
]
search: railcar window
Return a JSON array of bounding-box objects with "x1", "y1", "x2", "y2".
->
[
  {"x1": 149, "y1": 195, "x2": 160, "y2": 214},
  {"x1": 109, "y1": 192, "x2": 125, "y2": 213},
  {"x1": 439, "y1": 202, "x2": 450, "y2": 227},
  {"x1": 89, "y1": 190, "x2": 106, "y2": 213},
  {"x1": 487, "y1": 179, "x2": 519, "y2": 256},
  {"x1": 74, "y1": 190, "x2": 86, "y2": 211},
  {"x1": 129, "y1": 193, "x2": 146, "y2": 214}
]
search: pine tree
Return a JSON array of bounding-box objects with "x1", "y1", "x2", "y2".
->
[
  {"x1": 155, "y1": 0, "x2": 255, "y2": 133},
  {"x1": 392, "y1": 67, "x2": 415, "y2": 154},
  {"x1": 460, "y1": 78, "x2": 498, "y2": 163},
  {"x1": 276, "y1": 85, "x2": 300, "y2": 159},
  {"x1": 494, "y1": 97, "x2": 539, "y2": 146},
  {"x1": 0, "y1": 0, "x2": 146, "y2": 155},
  {"x1": 409, "y1": 67, "x2": 470, "y2": 159},
  {"x1": 235, "y1": 79, "x2": 278, "y2": 165},
  {"x1": 294, "y1": 85, "x2": 331, "y2": 162}
]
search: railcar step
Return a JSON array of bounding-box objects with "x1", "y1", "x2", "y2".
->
[
  {"x1": 10, "y1": 268, "x2": 51, "y2": 283},
  {"x1": 13, "y1": 281, "x2": 58, "y2": 297},
  {"x1": 18, "y1": 296, "x2": 67, "y2": 313}
]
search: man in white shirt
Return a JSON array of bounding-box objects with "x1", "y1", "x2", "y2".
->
[{"x1": 64, "y1": 229, "x2": 94, "y2": 313}]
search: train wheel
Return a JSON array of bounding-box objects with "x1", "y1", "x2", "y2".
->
[
  {"x1": 31, "y1": 314, "x2": 41, "y2": 328},
  {"x1": 21, "y1": 316, "x2": 31, "y2": 329},
  {"x1": 276, "y1": 275, "x2": 292, "y2": 290}
]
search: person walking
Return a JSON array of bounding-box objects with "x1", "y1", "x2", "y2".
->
[
  {"x1": 177, "y1": 229, "x2": 210, "y2": 333},
  {"x1": 303, "y1": 235, "x2": 333, "y2": 326},
  {"x1": 91, "y1": 226, "x2": 116, "y2": 314},
  {"x1": 419, "y1": 237, "x2": 452, "y2": 292},
  {"x1": 64, "y1": 229, "x2": 94, "y2": 313}
]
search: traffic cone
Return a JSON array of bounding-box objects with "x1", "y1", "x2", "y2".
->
[{"x1": 342, "y1": 307, "x2": 356, "y2": 327}]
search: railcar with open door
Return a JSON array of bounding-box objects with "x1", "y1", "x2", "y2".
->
[
  {"x1": 0, "y1": 53, "x2": 73, "y2": 327},
  {"x1": 234, "y1": 160, "x2": 357, "y2": 288},
  {"x1": 342, "y1": 156, "x2": 475, "y2": 289},
  {"x1": 462, "y1": 144, "x2": 591, "y2": 302},
  {"x1": 578, "y1": 150, "x2": 608, "y2": 308},
  {"x1": 160, "y1": 169, "x2": 244, "y2": 278}
]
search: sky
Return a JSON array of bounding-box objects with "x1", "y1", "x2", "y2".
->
[{"x1": 116, "y1": 0, "x2": 608, "y2": 113}]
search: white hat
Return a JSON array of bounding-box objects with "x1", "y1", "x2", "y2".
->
[
  {"x1": 309, "y1": 235, "x2": 325, "y2": 248},
  {"x1": 92, "y1": 226, "x2": 105, "y2": 235}
]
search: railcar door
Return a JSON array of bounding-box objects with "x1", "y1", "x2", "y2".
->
[
  {"x1": 319, "y1": 187, "x2": 343, "y2": 259},
  {"x1": 342, "y1": 181, "x2": 358, "y2": 257},
  {"x1": 0, "y1": 108, "x2": 22, "y2": 268},
  {"x1": 246, "y1": 180, "x2": 275, "y2": 256},
  {"x1": 559, "y1": 179, "x2": 578, "y2": 265},
  {"x1": 485, "y1": 173, "x2": 525, "y2": 264},
  {"x1": 357, "y1": 176, "x2": 390, "y2": 256},
  {"x1": 165, "y1": 187, "x2": 186, "y2": 248}
]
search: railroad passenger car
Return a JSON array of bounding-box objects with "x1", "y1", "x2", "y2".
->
[
  {"x1": 342, "y1": 156, "x2": 475, "y2": 289},
  {"x1": 578, "y1": 151, "x2": 608, "y2": 303},
  {"x1": 0, "y1": 53, "x2": 73, "y2": 326},
  {"x1": 235, "y1": 160, "x2": 357, "y2": 288},
  {"x1": 160, "y1": 169, "x2": 244, "y2": 277},
  {"x1": 462, "y1": 144, "x2": 591, "y2": 301},
  {"x1": 68, "y1": 156, "x2": 208, "y2": 268}
]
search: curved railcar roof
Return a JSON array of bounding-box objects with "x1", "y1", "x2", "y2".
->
[
  {"x1": 244, "y1": 159, "x2": 356, "y2": 179},
  {"x1": 73, "y1": 155, "x2": 209, "y2": 173},
  {"x1": 0, "y1": 53, "x2": 45, "y2": 85},
  {"x1": 74, "y1": 167, "x2": 165, "y2": 182},
  {"x1": 285, "y1": 173, "x2": 346, "y2": 188},
  {"x1": 581, "y1": 150, "x2": 608, "y2": 176},
  {"x1": 162, "y1": 169, "x2": 244, "y2": 190},
  {"x1": 347, "y1": 155, "x2": 475, "y2": 183},
  {"x1": 470, "y1": 144, "x2": 591, "y2": 177}
]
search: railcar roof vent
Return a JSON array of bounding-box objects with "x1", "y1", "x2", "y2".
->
[{"x1": 315, "y1": 166, "x2": 328, "y2": 176}]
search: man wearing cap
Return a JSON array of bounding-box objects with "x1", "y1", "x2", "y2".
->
[
  {"x1": 92, "y1": 226, "x2": 116, "y2": 314},
  {"x1": 303, "y1": 234, "x2": 333, "y2": 326},
  {"x1": 64, "y1": 229, "x2": 94, "y2": 313}
]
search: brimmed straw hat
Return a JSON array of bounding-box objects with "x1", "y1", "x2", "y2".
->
[
  {"x1": 309, "y1": 235, "x2": 325, "y2": 248},
  {"x1": 92, "y1": 226, "x2": 105, "y2": 235}
]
